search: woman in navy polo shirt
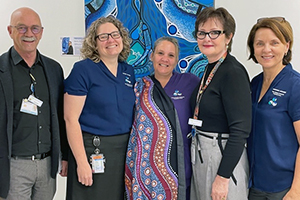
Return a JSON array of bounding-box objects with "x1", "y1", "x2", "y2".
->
[
  {"x1": 247, "y1": 17, "x2": 300, "y2": 199},
  {"x1": 64, "y1": 16, "x2": 135, "y2": 200}
]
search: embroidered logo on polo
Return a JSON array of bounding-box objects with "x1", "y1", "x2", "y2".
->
[
  {"x1": 123, "y1": 72, "x2": 133, "y2": 87},
  {"x1": 268, "y1": 97, "x2": 277, "y2": 107},
  {"x1": 171, "y1": 90, "x2": 184, "y2": 100},
  {"x1": 269, "y1": 88, "x2": 286, "y2": 107},
  {"x1": 272, "y1": 88, "x2": 286, "y2": 97}
]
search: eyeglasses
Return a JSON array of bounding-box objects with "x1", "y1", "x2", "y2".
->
[
  {"x1": 10, "y1": 25, "x2": 44, "y2": 34},
  {"x1": 195, "y1": 30, "x2": 226, "y2": 40},
  {"x1": 95, "y1": 31, "x2": 121, "y2": 41},
  {"x1": 257, "y1": 17, "x2": 285, "y2": 23}
]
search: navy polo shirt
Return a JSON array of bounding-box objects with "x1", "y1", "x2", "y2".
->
[
  {"x1": 248, "y1": 64, "x2": 300, "y2": 192},
  {"x1": 64, "y1": 59, "x2": 135, "y2": 136}
]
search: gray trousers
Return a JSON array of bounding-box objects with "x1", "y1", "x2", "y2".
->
[
  {"x1": 5, "y1": 156, "x2": 56, "y2": 200},
  {"x1": 190, "y1": 131, "x2": 249, "y2": 200}
]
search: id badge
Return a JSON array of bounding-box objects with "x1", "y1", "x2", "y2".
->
[
  {"x1": 20, "y1": 99, "x2": 38, "y2": 116},
  {"x1": 188, "y1": 118, "x2": 203, "y2": 127},
  {"x1": 90, "y1": 154, "x2": 105, "y2": 173},
  {"x1": 28, "y1": 94, "x2": 43, "y2": 107}
]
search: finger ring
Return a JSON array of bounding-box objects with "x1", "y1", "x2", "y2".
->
[{"x1": 222, "y1": 197, "x2": 225, "y2": 200}]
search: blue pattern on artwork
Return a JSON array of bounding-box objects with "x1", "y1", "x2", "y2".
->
[{"x1": 84, "y1": 0, "x2": 213, "y2": 79}]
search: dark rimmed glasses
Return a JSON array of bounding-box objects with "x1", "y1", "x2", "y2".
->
[
  {"x1": 257, "y1": 17, "x2": 285, "y2": 23},
  {"x1": 95, "y1": 31, "x2": 121, "y2": 41},
  {"x1": 195, "y1": 30, "x2": 226, "y2": 40},
  {"x1": 10, "y1": 25, "x2": 44, "y2": 34}
]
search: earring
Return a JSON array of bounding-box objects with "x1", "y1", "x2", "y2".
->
[{"x1": 284, "y1": 52, "x2": 288, "y2": 56}]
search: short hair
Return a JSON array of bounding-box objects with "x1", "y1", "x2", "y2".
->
[
  {"x1": 80, "y1": 16, "x2": 131, "y2": 63},
  {"x1": 247, "y1": 18, "x2": 293, "y2": 65},
  {"x1": 153, "y1": 36, "x2": 180, "y2": 61},
  {"x1": 194, "y1": 7, "x2": 236, "y2": 52}
]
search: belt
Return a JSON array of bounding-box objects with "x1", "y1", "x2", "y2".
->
[
  {"x1": 193, "y1": 129, "x2": 237, "y2": 185},
  {"x1": 198, "y1": 132, "x2": 229, "y2": 140},
  {"x1": 12, "y1": 151, "x2": 51, "y2": 161}
]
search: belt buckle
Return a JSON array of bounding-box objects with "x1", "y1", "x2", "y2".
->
[{"x1": 31, "y1": 154, "x2": 42, "y2": 160}]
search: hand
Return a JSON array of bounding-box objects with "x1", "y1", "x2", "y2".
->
[
  {"x1": 211, "y1": 175, "x2": 230, "y2": 200},
  {"x1": 283, "y1": 188, "x2": 300, "y2": 200},
  {"x1": 77, "y1": 161, "x2": 93, "y2": 186},
  {"x1": 59, "y1": 160, "x2": 68, "y2": 177}
]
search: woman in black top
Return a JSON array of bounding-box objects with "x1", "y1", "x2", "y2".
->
[{"x1": 189, "y1": 7, "x2": 251, "y2": 200}]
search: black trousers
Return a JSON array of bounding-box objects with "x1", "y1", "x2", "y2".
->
[{"x1": 248, "y1": 187, "x2": 289, "y2": 200}]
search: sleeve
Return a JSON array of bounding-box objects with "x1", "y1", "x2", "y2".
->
[
  {"x1": 57, "y1": 65, "x2": 68, "y2": 161},
  {"x1": 217, "y1": 65, "x2": 252, "y2": 178},
  {"x1": 64, "y1": 61, "x2": 90, "y2": 96},
  {"x1": 288, "y1": 76, "x2": 300, "y2": 122}
]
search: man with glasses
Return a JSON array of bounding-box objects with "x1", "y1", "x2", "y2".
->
[{"x1": 0, "y1": 7, "x2": 67, "y2": 200}]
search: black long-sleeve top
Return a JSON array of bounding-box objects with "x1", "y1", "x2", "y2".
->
[{"x1": 190, "y1": 53, "x2": 252, "y2": 178}]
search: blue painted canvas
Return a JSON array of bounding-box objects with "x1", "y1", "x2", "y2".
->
[{"x1": 85, "y1": 0, "x2": 214, "y2": 79}]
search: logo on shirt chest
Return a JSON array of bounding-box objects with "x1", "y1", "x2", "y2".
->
[
  {"x1": 268, "y1": 88, "x2": 286, "y2": 107},
  {"x1": 272, "y1": 88, "x2": 286, "y2": 97},
  {"x1": 123, "y1": 72, "x2": 133, "y2": 87},
  {"x1": 268, "y1": 97, "x2": 277, "y2": 107},
  {"x1": 171, "y1": 90, "x2": 185, "y2": 100}
]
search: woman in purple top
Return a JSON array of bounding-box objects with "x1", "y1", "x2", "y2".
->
[
  {"x1": 125, "y1": 36, "x2": 199, "y2": 200},
  {"x1": 163, "y1": 67, "x2": 200, "y2": 200}
]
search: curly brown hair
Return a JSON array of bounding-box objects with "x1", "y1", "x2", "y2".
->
[{"x1": 80, "y1": 16, "x2": 132, "y2": 63}]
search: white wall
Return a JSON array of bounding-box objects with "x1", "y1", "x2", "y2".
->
[
  {"x1": 215, "y1": 1, "x2": 300, "y2": 78},
  {"x1": 0, "y1": 0, "x2": 85, "y2": 77},
  {"x1": 0, "y1": 1, "x2": 299, "y2": 199},
  {"x1": 1, "y1": 1, "x2": 299, "y2": 79},
  {"x1": 0, "y1": 1, "x2": 85, "y2": 199}
]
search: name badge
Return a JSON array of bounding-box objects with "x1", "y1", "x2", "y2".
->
[
  {"x1": 188, "y1": 118, "x2": 203, "y2": 127},
  {"x1": 28, "y1": 95, "x2": 43, "y2": 107},
  {"x1": 90, "y1": 154, "x2": 105, "y2": 173},
  {"x1": 20, "y1": 99, "x2": 38, "y2": 116}
]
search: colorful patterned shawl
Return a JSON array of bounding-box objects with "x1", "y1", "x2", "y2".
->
[{"x1": 125, "y1": 76, "x2": 185, "y2": 200}]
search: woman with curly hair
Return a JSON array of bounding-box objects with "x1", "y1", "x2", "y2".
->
[{"x1": 64, "y1": 16, "x2": 135, "y2": 200}]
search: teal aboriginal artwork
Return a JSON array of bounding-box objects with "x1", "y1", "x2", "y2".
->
[{"x1": 85, "y1": 0, "x2": 214, "y2": 79}]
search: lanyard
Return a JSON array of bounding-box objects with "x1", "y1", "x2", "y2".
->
[
  {"x1": 193, "y1": 51, "x2": 227, "y2": 120},
  {"x1": 29, "y1": 72, "x2": 36, "y2": 96}
]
